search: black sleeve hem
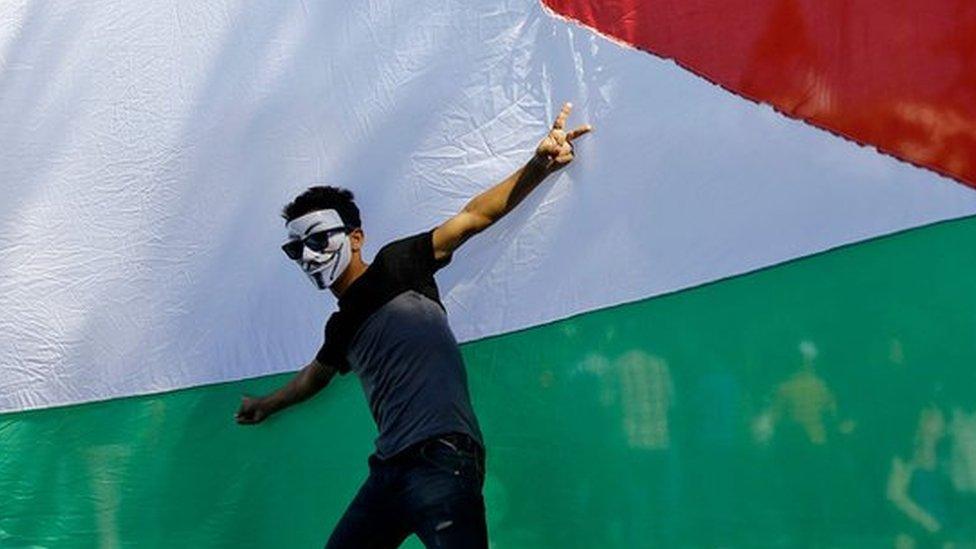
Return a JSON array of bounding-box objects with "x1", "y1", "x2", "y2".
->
[
  {"x1": 315, "y1": 344, "x2": 350, "y2": 375},
  {"x1": 316, "y1": 314, "x2": 351, "y2": 375},
  {"x1": 424, "y1": 228, "x2": 452, "y2": 273}
]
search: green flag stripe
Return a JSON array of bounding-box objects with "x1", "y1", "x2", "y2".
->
[{"x1": 3, "y1": 214, "x2": 975, "y2": 548}]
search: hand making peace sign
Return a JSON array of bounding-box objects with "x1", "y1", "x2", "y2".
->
[{"x1": 535, "y1": 102, "x2": 593, "y2": 172}]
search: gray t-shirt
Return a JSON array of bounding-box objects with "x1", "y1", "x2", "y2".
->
[{"x1": 316, "y1": 230, "x2": 483, "y2": 459}]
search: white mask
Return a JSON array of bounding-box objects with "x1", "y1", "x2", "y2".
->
[{"x1": 283, "y1": 209, "x2": 353, "y2": 290}]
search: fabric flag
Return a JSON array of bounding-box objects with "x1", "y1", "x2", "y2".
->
[{"x1": 1, "y1": 0, "x2": 974, "y2": 546}]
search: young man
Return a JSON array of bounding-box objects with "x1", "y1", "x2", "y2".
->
[{"x1": 235, "y1": 103, "x2": 591, "y2": 548}]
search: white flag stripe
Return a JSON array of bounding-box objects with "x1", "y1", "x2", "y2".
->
[{"x1": 1, "y1": 0, "x2": 973, "y2": 412}]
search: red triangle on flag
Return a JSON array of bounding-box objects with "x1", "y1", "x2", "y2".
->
[{"x1": 545, "y1": 0, "x2": 976, "y2": 189}]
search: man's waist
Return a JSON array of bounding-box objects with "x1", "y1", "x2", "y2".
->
[
  {"x1": 431, "y1": 432, "x2": 483, "y2": 455},
  {"x1": 373, "y1": 429, "x2": 483, "y2": 464}
]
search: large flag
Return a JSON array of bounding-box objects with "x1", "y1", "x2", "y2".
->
[{"x1": 2, "y1": 0, "x2": 974, "y2": 546}]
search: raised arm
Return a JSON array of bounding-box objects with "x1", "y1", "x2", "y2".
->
[
  {"x1": 235, "y1": 358, "x2": 337, "y2": 424},
  {"x1": 432, "y1": 102, "x2": 592, "y2": 261}
]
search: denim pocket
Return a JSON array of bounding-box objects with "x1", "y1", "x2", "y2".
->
[{"x1": 419, "y1": 438, "x2": 484, "y2": 488}]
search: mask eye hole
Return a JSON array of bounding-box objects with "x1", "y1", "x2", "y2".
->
[
  {"x1": 305, "y1": 227, "x2": 350, "y2": 253},
  {"x1": 281, "y1": 227, "x2": 348, "y2": 260},
  {"x1": 281, "y1": 239, "x2": 304, "y2": 260},
  {"x1": 303, "y1": 230, "x2": 335, "y2": 253}
]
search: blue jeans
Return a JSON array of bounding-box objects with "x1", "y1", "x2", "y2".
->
[{"x1": 325, "y1": 433, "x2": 487, "y2": 549}]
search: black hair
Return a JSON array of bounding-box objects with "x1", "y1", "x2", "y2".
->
[{"x1": 281, "y1": 185, "x2": 362, "y2": 228}]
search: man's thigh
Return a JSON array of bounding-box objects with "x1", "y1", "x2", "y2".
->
[
  {"x1": 325, "y1": 470, "x2": 410, "y2": 549},
  {"x1": 401, "y1": 437, "x2": 488, "y2": 549}
]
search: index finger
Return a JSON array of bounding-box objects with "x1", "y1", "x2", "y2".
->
[
  {"x1": 567, "y1": 124, "x2": 592, "y2": 141},
  {"x1": 552, "y1": 102, "x2": 572, "y2": 130}
]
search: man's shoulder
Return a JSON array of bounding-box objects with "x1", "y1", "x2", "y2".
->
[
  {"x1": 379, "y1": 228, "x2": 453, "y2": 277},
  {"x1": 375, "y1": 230, "x2": 433, "y2": 263}
]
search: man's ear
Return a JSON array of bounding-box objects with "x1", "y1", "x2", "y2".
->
[{"x1": 349, "y1": 228, "x2": 365, "y2": 253}]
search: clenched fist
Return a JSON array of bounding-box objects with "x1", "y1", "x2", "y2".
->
[{"x1": 235, "y1": 395, "x2": 271, "y2": 425}]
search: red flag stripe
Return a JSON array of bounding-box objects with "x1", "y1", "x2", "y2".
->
[{"x1": 544, "y1": 0, "x2": 976, "y2": 189}]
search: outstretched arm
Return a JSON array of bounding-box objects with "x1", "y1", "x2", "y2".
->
[
  {"x1": 886, "y1": 457, "x2": 943, "y2": 533},
  {"x1": 432, "y1": 102, "x2": 592, "y2": 261},
  {"x1": 235, "y1": 359, "x2": 337, "y2": 424}
]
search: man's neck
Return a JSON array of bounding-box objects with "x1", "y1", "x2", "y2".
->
[{"x1": 330, "y1": 257, "x2": 369, "y2": 299}]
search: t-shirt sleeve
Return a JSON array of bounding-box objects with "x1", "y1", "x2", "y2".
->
[
  {"x1": 315, "y1": 313, "x2": 351, "y2": 375},
  {"x1": 376, "y1": 229, "x2": 451, "y2": 281}
]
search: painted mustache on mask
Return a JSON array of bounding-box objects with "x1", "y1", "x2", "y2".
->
[{"x1": 283, "y1": 209, "x2": 353, "y2": 290}]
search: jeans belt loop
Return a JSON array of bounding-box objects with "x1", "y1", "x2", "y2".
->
[{"x1": 436, "y1": 436, "x2": 460, "y2": 452}]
